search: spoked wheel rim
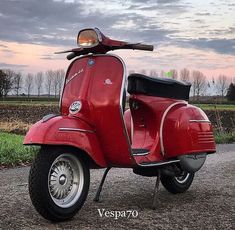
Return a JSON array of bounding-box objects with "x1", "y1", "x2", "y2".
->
[
  {"x1": 48, "y1": 153, "x2": 84, "y2": 208},
  {"x1": 174, "y1": 171, "x2": 190, "y2": 184}
]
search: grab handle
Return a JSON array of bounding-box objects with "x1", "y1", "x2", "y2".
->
[
  {"x1": 131, "y1": 43, "x2": 154, "y2": 51},
  {"x1": 67, "y1": 52, "x2": 77, "y2": 60}
]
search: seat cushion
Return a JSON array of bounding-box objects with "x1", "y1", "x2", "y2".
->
[{"x1": 127, "y1": 74, "x2": 191, "y2": 100}]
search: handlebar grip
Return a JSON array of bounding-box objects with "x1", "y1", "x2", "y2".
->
[
  {"x1": 67, "y1": 52, "x2": 77, "y2": 60},
  {"x1": 131, "y1": 43, "x2": 154, "y2": 51}
]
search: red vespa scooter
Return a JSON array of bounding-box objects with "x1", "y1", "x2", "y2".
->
[{"x1": 24, "y1": 28, "x2": 216, "y2": 222}]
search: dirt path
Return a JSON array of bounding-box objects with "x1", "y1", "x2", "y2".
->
[{"x1": 0, "y1": 144, "x2": 234, "y2": 230}]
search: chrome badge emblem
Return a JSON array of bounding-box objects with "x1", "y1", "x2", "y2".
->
[
  {"x1": 104, "y1": 79, "x2": 113, "y2": 85},
  {"x1": 69, "y1": 101, "x2": 82, "y2": 114},
  {"x1": 88, "y1": 59, "x2": 95, "y2": 66}
]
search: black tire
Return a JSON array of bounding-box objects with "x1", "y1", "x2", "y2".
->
[
  {"x1": 28, "y1": 146, "x2": 90, "y2": 222},
  {"x1": 160, "y1": 171, "x2": 194, "y2": 194}
]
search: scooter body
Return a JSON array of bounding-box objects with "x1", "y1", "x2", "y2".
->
[
  {"x1": 24, "y1": 28, "x2": 216, "y2": 222},
  {"x1": 24, "y1": 54, "x2": 215, "y2": 166}
]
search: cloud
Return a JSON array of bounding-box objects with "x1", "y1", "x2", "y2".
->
[
  {"x1": 183, "y1": 38, "x2": 235, "y2": 55},
  {"x1": 39, "y1": 54, "x2": 65, "y2": 60},
  {"x1": 0, "y1": 0, "x2": 234, "y2": 58},
  {"x1": 195, "y1": 12, "x2": 211, "y2": 16},
  {"x1": 128, "y1": 0, "x2": 189, "y2": 13},
  {"x1": 0, "y1": 0, "x2": 182, "y2": 47},
  {"x1": 0, "y1": 44, "x2": 8, "y2": 48},
  {"x1": 0, "y1": 62, "x2": 28, "y2": 69}
]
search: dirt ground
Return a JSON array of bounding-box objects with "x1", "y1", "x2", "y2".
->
[
  {"x1": 0, "y1": 144, "x2": 234, "y2": 230},
  {"x1": 0, "y1": 104, "x2": 235, "y2": 134}
]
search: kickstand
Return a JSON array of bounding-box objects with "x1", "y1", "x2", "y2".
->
[
  {"x1": 152, "y1": 170, "x2": 161, "y2": 210},
  {"x1": 93, "y1": 167, "x2": 111, "y2": 202}
]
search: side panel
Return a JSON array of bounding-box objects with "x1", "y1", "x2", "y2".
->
[
  {"x1": 87, "y1": 56, "x2": 133, "y2": 167},
  {"x1": 24, "y1": 116, "x2": 107, "y2": 167},
  {"x1": 163, "y1": 105, "x2": 216, "y2": 158}
]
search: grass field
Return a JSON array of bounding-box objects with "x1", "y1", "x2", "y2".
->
[
  {"x1": 214, "y1": 132, "x2": 235, "y2": 144},
  {"x1": 0, "y1": 132, "x2": 39, "y2": 166},
  {"x1": 0, "y1": 101, "x2": 58, "y2": 106},
  {"x1": 192, "y1": 104, "x2": 235, "y2": 110}
]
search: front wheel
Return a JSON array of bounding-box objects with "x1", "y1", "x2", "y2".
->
[
  {"x1": 160, "y1": 171, "x2": 194, "y2": 194},
  {"x1": 28, "y1": 146, "x2": 90, "y2": 222}
]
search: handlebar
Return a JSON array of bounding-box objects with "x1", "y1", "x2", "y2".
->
[
  {"x1": 130, "y1": 43, "x2": 154, "y2": 51},
  {"x1": 62, "y1": 43, "x2": 154, "y2": 60},
  {"x1": 67, "y1": 52, "x2": 77, "y2": 60}
]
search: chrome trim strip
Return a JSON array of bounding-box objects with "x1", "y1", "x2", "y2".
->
[
  {"x1": 94, "y1": 28, "x2": 103, "y2": 42},
  {"x1": 132, "y1": 152, "x2": 149, "y2": 156},
  {"x1": 130, "y1": 113, "x2": 134, "y2": 142},
  {"x1": 59, "y1": 71, "x2": 66, "y2": 111},
  {"x1": 160, "y1": 101, "x2": 187, "y2": 156},
  {"x1": 59, "y1": 128, "x2": 95, "y2": 133},
  {"x1": 104, "y1": 54, "x2": 133, "y2": 159},
  {"x1": 189, "y1": 120, "x2": 211, "y2": 123},
  {"x1": 139, "y1": 159, "x2": 180, "y2": 167}
]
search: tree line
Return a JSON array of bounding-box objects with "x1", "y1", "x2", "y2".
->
[
  {"x1": 0, "y1": 69, "x2": 65, "y2": 98},
  {"x1": 0, "y1": 68, "x2": 235, "y2": 101}
]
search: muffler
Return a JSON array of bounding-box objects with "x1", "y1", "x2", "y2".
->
[{"x1": 178, "y1": 153, "x2": 207, "y2": 173}]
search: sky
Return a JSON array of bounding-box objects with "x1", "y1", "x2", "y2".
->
[{"x1": 0, "y1": 0, "x2": 234, "y2": 81}]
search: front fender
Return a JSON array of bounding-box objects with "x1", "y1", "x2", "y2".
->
[{"x1": 24, "y1": 115, "x2": 107, "y2": 167}]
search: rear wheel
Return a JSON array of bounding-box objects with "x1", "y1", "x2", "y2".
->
[
  {"x1": 28, "y1": 146, "x2": 90, "y2": 222},
  {"x1": 160, "y1": 171, "x2": 194, "y2": 194}
]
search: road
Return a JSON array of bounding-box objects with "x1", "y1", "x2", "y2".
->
[{"x1": 0, "y1": 144, "x2": 234, "y2": 230}]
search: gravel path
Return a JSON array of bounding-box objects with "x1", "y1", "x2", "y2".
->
[{"x1": 0, "y1": 144, "x2": 234, "y2": 230}]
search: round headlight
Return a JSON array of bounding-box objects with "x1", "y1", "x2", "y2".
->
[{"x1": 69, "y1": 101, "x2": 82, "y2": 114}]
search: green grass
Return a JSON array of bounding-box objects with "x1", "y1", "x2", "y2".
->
[
  {"x1": 214, "y1": 132, "x2": 235, "y2": 144},
  {"x1": 0, "y1": 132, "x2": 39, "y2": 166},
  {"x1": 193, "y1": 104, "x2": 235, "y2": 111},
  {"x1": 0, "y1": 101, "x2": 58, "y2": 106}
]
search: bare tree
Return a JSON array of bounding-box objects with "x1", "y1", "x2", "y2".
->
[
  {"x1": 128, "y1": 70, "x2": 135, "y2": 75},
  {"x1": 3, "y1": 69, "x2": 14, "y2": 94},
  {"x1": 191, "y1": 70, "x2": 207, "y2": 100},
  {"x1": 35, "y1": 72, "x2": 44, "y2": 97},
  {"x1": 170, "y1": 69, "x2": 178, "y2": 79},
  {"x1": 140, "y1": 69, "x2": 147, "y2": 75},
  {"x1": 1, "y1": 69, "x2": 14, "y2": 97},
  {"x1": 25, "y1": 73, "x2": 34, "y2": 98},
  {"x1": 216, "y1": 75, "x2": 229, "y2": 97},
  {"x1": 13, "y1": 72, "x2": 23, "y2": 96},
  {"x1": 52, "y1": 71, "x2": 59, "y2": 98},
  {"x1": 0, "y1": 70, "x2": 12, "y2": 97},
  {"x1": 231, "y1": 77, "x2": 235, "y2": 84},
  {"x1": 160, "y1": 70, "x2": 165, "y2": 78},
  {"x1": 149, "y1": 69, "x2": 158, "y2": 77},
  {"x1": 180, "y1": 68, "x2": 190, "y2": 82},
  {"x1": 45, "y1": 70, "x2": 54, "y2": 98},
  {"x1": 56, "y1": 69, "x2": 65, "y2": 96}
]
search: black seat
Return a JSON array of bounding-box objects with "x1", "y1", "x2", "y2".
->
[{"x1": 127, "y1": 73, "x2": 191, "y2": 100}]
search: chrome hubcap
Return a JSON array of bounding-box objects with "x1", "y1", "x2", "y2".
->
[
  {"x1": 175, "y1": 172, "x2": 190, "y2": 184},
  {"x1": 48, "y1": 154, "x2": 84, "y2": 208},
  {"x1": 59, "y1": 175, "x2": 67, "y2": 185}
]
